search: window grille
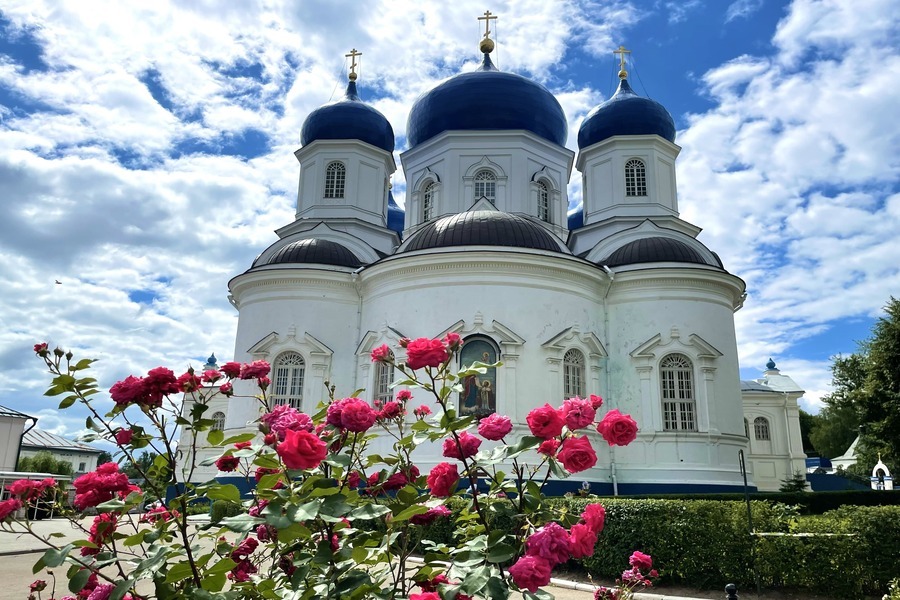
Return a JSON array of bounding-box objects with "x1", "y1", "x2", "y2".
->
[
  {"x1": 423, "y1": 182, "x2": 435, "y2": 221},
  {"x1": 744, "y1": 418, "x2": 750, "y2": 438},
  {"x1": 324, "y1": 162, "x2": 346, "y2": 198},
  {"x1": 660, "y1": 353, "x2": 696, "y2": 431},
  {"x1": 754, "y1": 417, "x2": 771, "y2": 441},
  {"x1": 211, "y1": 411, "x2": 226, "y2": 431},
  {"x1": 564, "y1": 349, "x2": 586, "y2": 398},
  {"x1": 273, "y1": 352, "x2": 305, "y2": 409},
  {"x1": 537, "y1": 181, "x2": 550, "y2": 222},
  {"x1": 374, "y1": 350, "x2": 394, "y2": 405},
  {"x1": 474, "y1": 170, "x2": 496, "y2": 204},
  {"x1": 625, "y1": 158, "x2": 647, "y2": 197}
]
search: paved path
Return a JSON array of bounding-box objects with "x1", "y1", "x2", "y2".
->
[{"x1": 0, "y1": 518, "x2": 717, "y2": 600}]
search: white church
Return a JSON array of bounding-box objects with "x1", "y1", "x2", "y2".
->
[{"x1": 178, "y1": 25, "x2": 807, "y2": 493}]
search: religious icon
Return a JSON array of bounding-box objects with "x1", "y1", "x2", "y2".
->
[{"x1": 458, "y1": 338, "x2": 497, "y2": 416}]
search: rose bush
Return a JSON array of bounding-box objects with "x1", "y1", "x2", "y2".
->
[{"x1": 0, "y1": 338, "x2": 649, "y2": 599}]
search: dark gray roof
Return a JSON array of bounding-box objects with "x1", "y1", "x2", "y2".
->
[
  {"x1": 255, "y1": 238, "x2": 363, "y2": 268},
  {"x1": 402, "y1": 210, "x2": 564, "y2": 253},
  {"x1": 602, "y1": 236, "x2": 721, "y2": 268},
  {"x1": 740, "y1": 380, "x2": 779, "y2": 393},
  {"x1": 0, "y1": 404, "x2": 34, "y2": 419},
  {"x1": 22, "y1": 428, "x2": 103, "y2": 453}
]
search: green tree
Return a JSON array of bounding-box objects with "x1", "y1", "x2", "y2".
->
[
  {"x1": 97, "y1": 450, "x2": 113, "y2": 465},
  {"x1": 809, "y1": 353, "x2": 865, "y2": 458},
  {"x1": 17, "y1": 451, "x2": 74, "y2": 475},
  {"x1": 857, "y1": 297, "x2": 900, "y2": 473},
  {"x1": 779, "y1": 470, "x2": 808, "y2": 492},
  {"x1": 798, "y1": 409, "x2": 820, "y2": 455}
]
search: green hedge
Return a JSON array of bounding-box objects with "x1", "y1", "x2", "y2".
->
[
  {"x1": 210, "y1": 499, "x2": 243, "y2": 524},
  {"x1": 619, "y1": 490, "x2": 900, "y2": 514}
]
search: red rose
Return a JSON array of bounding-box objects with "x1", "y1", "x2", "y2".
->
[
  {"x1": 115, "y1": 428, "x2": 134, "y2": 445},
  {"x1": 370, "y1": 344, "x2": 391, "y2": 362},
  {"x1": 556, "y1": 435, "x2": 598, "y2": 474},
  {"x1": 596, "y1": 409, "x2": 638, "y2": 446},
  {"x1": 629, "y1": 550, "x2": 653, "y2": 570},
  {"x1": 561, "y1": 397, "x2": 596, "y2": 430},
  {"x1": 0, "y1": 498, "x2": 22, "y2": 520},
  {"x1": 443, "y1": 332, "x2": 461, "y2": 349},
  {"x1": 526, "y1": 404, "x2": 565, "y2": 438},
  {"x1": 405, "y1": 337, "x2": 450, "y2": 370},
  {"x1": 201, "y1": 369, "x2": 221, "y2": 383},
  {"x1": 144, "y1": 367, "x2": 179, "y2": 407},
  {"x1": 176, "y1": 371, "x2": 202, "y2": 393},
  {"x1": 410, "y1": 504, "x2": 451, "y2": 525},
  {"x1": 235, "y1": 441, "x2": 252, "y2": 450},
  {"x1": 477, "y1": 413, "x2": 512, "y2": 440},
  {"x1": 339, "y1": 398, "x2": 377, "y2": 432},
  {"x1": 525, "y1": 522, "x2": 571, "y2": 565},
  {"x1": 33, "y1": 343, "x2": 49, "y2": 355},
  {"x1": 215, "y1": 455, "x2": 240, "y2": 472},
  {"x1": 414, "y1": 404, "x2": 431, "y2": 419},
  {"x1": 109, "y1": 375, "x2": 146, "y2": 407},
  {"x1": 378, "y1": 400, "x2": 403, "y2": 420},
  {"x1": 239, "y1": 360, "x2": 270, "y2": 380},
  {"x1": 569, "y1": 523, "x2": 598, "y2": 559},
  {"x1": 589, "y1": 394, "x2": 604, "y2": 409},
  {"x1": 410, "y1": 593, "x2": 441, "y2": 600},
  {"x1": 276, "y1": 429, "x2": 327, "y2": 470},
  {"x1": 219, "y1": 382, "x2": 233, "y2": 396},
  {"x1": 538, "y1": 438, "x2": 561, "y2": 456},
  {"x1": 220, "y1": 361, "x2": 242, "y2": 378},
  {"x1": 396, "y1": 389, "x2": 412, "y2": 402},
  {"x1": 508, "y1": 555, "x2": 552, "y2": 592},
  {"x1": 442, "y1": 431, "x2": 482, "y2": 460},
  {"x1": 426, "y1": 462, "x2": 459, "y2": 497},
  {"x1": 581, "y1": 503, "x2": 606, "y2": 534}
]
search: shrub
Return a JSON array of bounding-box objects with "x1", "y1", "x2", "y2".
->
[{"x1": 209, "y1": 499, "x2": 242, "y2": 523}]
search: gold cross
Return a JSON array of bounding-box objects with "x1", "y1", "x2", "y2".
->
[
  {"x1": 478, "y1": 10, "x2": 497, "y2": 39},
  {"x1": 613, "y1": 45, "x2": 631, "y2": 78},
  {"x1": 345, "y1": 48, "x2": 361, "y2": 81}
]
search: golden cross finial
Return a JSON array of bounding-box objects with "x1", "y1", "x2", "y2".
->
[
  {"x1": 613, "y1": 45, "x2": 631, "y2": 79},
  {"x1": 345, "y1": 48, "x2": 361, "y2": 81},
  {"x1": 477, "y1": 10, "x2": 498, "y2": 54}
]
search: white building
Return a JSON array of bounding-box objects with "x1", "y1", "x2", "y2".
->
[
  {"x1": 179, "y1": 36, "x2": 808, "y2": 494},
  {"x1": 19, "y1": 428, "x2": 103, "y2": 476},
  {"x1": 0, "y1": 404, "x2": 35, "y2": 472}
]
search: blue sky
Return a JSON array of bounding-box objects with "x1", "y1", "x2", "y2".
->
[{"x1": 0, "y1": 0, "x2": 898, "y2": 441}]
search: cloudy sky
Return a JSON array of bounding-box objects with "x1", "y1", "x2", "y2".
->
[{"x1": 1, "y1": 0, "x2": 898, "y2": 441}]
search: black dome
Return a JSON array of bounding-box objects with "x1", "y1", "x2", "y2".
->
[
  {"x1": 578, "y1": 78, "x2": 675, "y2": 149},
  {"x1": 256, "y1": 239, "x2": 362, "y2": 268},
  {"x1": 602, "y1": 237, "x2": 718, "y2": 268},
  {"x1": 406, "y1": 54, "x2": 568, "y2": 149},
  {"x1": 300, "y1": 81, "x2": 394, "y2": 152},
  {"x1": 402, "y1": 211, "x2": 563, "y2": 253}
]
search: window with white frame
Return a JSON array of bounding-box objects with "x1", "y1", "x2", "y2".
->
[
  {"x1": 625, "y1": 158, "x2": 647, "y2": 197},
  {"x1": 324, "y1": 162, "x2": 346, "y2": 198},
  {"x1": 660, "y1": 353, "x2": 696, "y2": 431},
  {"x1": 374, "y1": 350, "x2": 394, "y2": 405},
  {"x1": 564, "y1": 349, "x2": 586, "y2": 399},
  {"x1": 744, "y1": 418, "x2": 750, "y2": 438},
  {"x1": 273, "y1": 352, "x2": 305, "y2": 409},
  {"x1": 537, "y1": 181, "x2": 550, "y2": 223},
  {"x1": 754, "y1": 417, "x2": 771, "y2": 441},
  {"x1": 423, "y1": 182, "x2": 435, "y2": 221},
  {"x1": 211, "y1": 411, "x2": 226, "y2": 431},
  {"x1": 474, "y1": 170, "x2": 496, "y2": 204}
]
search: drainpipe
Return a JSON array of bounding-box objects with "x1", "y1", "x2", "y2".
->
[
  {"x1": 351, "y1": 266, "x2": 365, "y2": 392},
  {"x1": 15, "y1": 417, "x2": 38, "y2": 471},
  {"x1": 601, "y1": 265, "x2": 618, "y2": 496}
]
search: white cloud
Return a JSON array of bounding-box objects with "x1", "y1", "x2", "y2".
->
[{"x1": 725, "y1": 0, "x2": 765, "y2": 23}]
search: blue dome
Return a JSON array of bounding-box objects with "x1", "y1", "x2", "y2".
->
[
  {"x1": 387, "y1": 191, "x2": 404, "y2": 237},
  {"x1": 406, "y1": 54, "x2": 568, "y2": 149},
  {"x1": 300, "y1": 81, "x2": 394, "y2": 152},
  {"x1": 578, "y1": 78, "x2": 675, "y2": 149}
]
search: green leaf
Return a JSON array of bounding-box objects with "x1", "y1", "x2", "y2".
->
[
  {"x1": 165, "y1": 561, "x2": 195, "y2": 583},
  {"x1": 206, "y1": 558, "x2": 237, "y2": 576},
  {"x1": 486, "y1": 576, "x2": 511, "y2": 600},
  {"x1": 222, "y1": 433, "x2": 256, "y2": 444},
  {"x1": 506, "y1": 435, "x2": 541, "y2": 459},
  {"x1": 68, "y1": 567, "x2": 92, "y2": 593},
  {"x1": 392, "y1": 504, "x2": 428, "y2": 522},
  {"x1": 287, "y1": 501, "x2": 319, "y2": 522},
  {"x1": 460, "y1": 565, "x2": 492, "y2": 595},
  {"x1": 348, "y1": 504, "x2": 391, "y2": 520},
  {"x1": 58, "y1": 395, "x2": 77, "y2": 408},
  {"x1": 110, "y1": 579, "x2": 135, "y2": 600},
  {"x1": 202, "y1": 573, "x2": 227, "y2": 592},
  {"x1": 220, "y1": 514, "x2": 264, "y2": 532},
  {"x1": 73, "y1": 358, "x2": 95, "y2": 370},
  {"x1": 207, "y1": 484, "x2": 241, "y2": 503},
  {"x1": 40, "y1": 544, "x2": 73, "y2": 568},
  {"x1": 207, "y1": 429, "x2": 224, "y2": 446},
  {"x1": 486, "y1": 542, "x2": 516, "y2": 563}
]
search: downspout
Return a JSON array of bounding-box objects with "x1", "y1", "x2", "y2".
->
[
  {"x1": 351, "y1": 266, "x2": 365, "y2": 392},
  {"x1": 601, "y1": 265, "x2": 618, "y2": 496},
  {"x1": 15, "y1": 417, "x2": 38, "y2": 471}
]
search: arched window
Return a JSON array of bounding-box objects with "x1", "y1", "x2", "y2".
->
[
  {"x1": 564, "y1": 349, "x2": 586, "y2": 399},
  {"x1": 474, "y1": 170, "x2": 496, "y2": 204},
  {"x1": 660, "y1": 353, "x2": 696, "y2": 431},
  {"x1": 374, "y1": 350, "x2": 394, "y2": 405},
  {"x1": 459, "y1": 336, "x2": 498, "y2": 417},
  {"x1": 273, "y1": 352, "x2": 305, "y2": 409},
  {"x1": 744, "y1": 418, "x2": 750, "y2": 438},
  {"x1": 537, "y1": 181, "x2": 550, "y2": 223},
  {"x1": 324, "y1": 162, "x2": 346, "y2": 198},
  {"x1": 625, "y1": 159, "x2": 647, "y2": 197},
  {"x1": 211, "y1": 411, "x2": 226, "y2": 431},
  {"x1": 423, "y1": 182, "x2": 435, "y2": 221},
  {"x1": 754, "y1": 417, "x2": 771, "y2": 441}
]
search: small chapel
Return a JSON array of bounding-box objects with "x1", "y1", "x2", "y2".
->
[{"x1": 177, "y1": 14, "x2": 807, "y2": 493}]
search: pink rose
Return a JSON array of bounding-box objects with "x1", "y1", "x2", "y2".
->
[
  {"x1": 405, "y1": 337, "x2": 450, "y2": 370},
  {"x1": 201, "y1": 369, "x2": 221, "y2": 383},
  {"x1": 378, "y1": 400, "x2": 403, "y2": 420},
  {"x1": 589, "y1": 394, "x2": 604, "y2": 409},
  {"x1": 597, "y1": 409, "x2": 638, "y2": 446},
  {"x1": 569, "y1": 523, "x2": 598, "y2": 559},
  {"x1": 339, "y1": 398, "x2": 377, "y2": 432},
  {"x1": 0, "y1": 498, "x2": 22, "y2": 520},
  {"x1": 410, "y1": 504, "x2": 452, "y2": 525},
  {"x1": 629, "y1": 550, "x2": 653, "y2": 570},
  {"x1": 477, "y1": 413, "x2": 512, "y2": 440},
  {"x1": 561, "y1": 397, "x2": 596, "y2": 430},
  {"x1": 220, "y1": 361, "x2": 242, "y2": 378},
  {"x1": 525, "y1": 522, "x2": 571, "y2": 565},
  {"x1": 239, "y1": 360, "x2": 270, "y2": 380},
  {"x1": 538, "y1": 439, "x2": 561, "y2": 456},
  {"x1": 443, "y1": 332, "x2": 461, "y2": 349},
  {"x1": 414, "y1": 404, "x2": 431, "y2": 419},
  {"x1": 426, "y1": 462, "x2": 459, "y2": 497},
  {"x1": 219, "y1": 382, "x2": 234, "y2": 396},
  {"x1": 144, "y1": 367, "x2": 179, "y2": 407},
  {"x1": 581, "y1": 503, "x2": 606, "y2": 534},
  {"x1": 109, "y1": 375, "x2": 146, "y2": 407},
  {"x1": 442, "y1": 431, "x2": 482, "y2": 460},
  {"x1": 526, "y1": 404, "x2": 565, "y2": 438},
  {"x1": 176, "y1": 371, "x2": 202, "y2": 393},
  {"x1": 371, "y1": 344, "x2": 391, "y2": 362},
  {"x1": 396, "y1": 389, "x2": 412, "y2": 402},
  {"x1": 115, "y1": 429, "x2": 133, "y2": 445},
  {"x1": 410, "y1": 593, "x2": 441, "y2": 600},
  {"x1": 556, "y1": 435, "x2": 598, "y2": 474},
  {"x1": 326, "y1": 397, "x2": 349, "y2": 427},
  {"x1": 215, "y1": 455, "x2": 240, "y2": 472},
  {"x1": 33, "y1": 342, "x2": 49, "y2": 355},
  {"x1": 508, "y1": 555, "x2": 552, "y2": 592},
  {"x1": 276, "y1": 429, "x2": 327, "y2": 470}
]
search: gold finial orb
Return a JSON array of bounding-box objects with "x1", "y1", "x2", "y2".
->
[
  {"x1": 480, "y1": 37, "x2": 495, "y2": 54},
  {"x1": 348, "y1": 71, "x2": 358, "y2": 81},
  {"x1": 618, "y1": 68, "x2": 627, "y2": 79}
]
